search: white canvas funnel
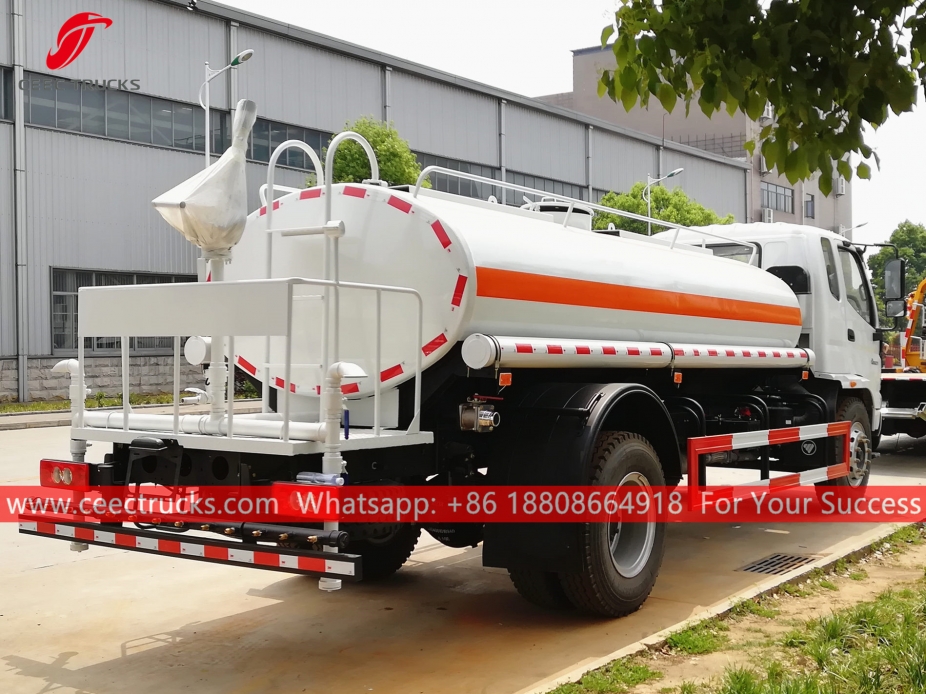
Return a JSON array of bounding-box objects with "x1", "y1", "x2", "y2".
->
[{"x1": 152, "y1": 99, "x2": 258, "y2": 253}]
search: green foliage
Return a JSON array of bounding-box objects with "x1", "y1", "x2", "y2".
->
[
  {"x1": 868, "y1": 220, "x2": 926, "y2": 324},
  {"x1": 594, "y1": 182, "x2": 734, "y2": 234},
  {"x1": 325, "y1": 116, "x2": 429, "y2": 187},
  {"x1": 667, "y1": 619, "x2": 729, "y2": 654},
  {"x1": 551, "y1": 658, "x2": 661, "y2": 694},
  {"x1": 600, "y1": 1, "x2": 926, "y2": 190}
]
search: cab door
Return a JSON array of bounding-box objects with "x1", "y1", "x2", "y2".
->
[{"x1": 836, "y1": 246, "x2": 881, "y2": 392}]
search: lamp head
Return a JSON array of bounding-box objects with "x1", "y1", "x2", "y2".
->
[
  {"x1": 667, "y1": 167, "x2": 684, "y2": 178},
  {"x1": 231, "y1": 49, "x2": 254, "y2": 66}
]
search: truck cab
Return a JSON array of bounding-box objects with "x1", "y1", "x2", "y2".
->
[{"x1": 659, "y1": 223, "x2": 883, "y2": 437}]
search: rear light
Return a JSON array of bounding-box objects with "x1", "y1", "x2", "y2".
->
[{"x1": 40, "y1": 459, "x2": 90, "y2": 491}]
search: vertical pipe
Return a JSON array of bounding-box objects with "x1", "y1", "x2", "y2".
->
[
  {"x1": 499, "y1": 99, "x2": 507, "y2": 206},
  {"x1": 12, "y1": 0, "x2": 28, "y2": 402},
  {"x1": 77, "y1": 333, "x2": 85, "y2": 429},
  {"x1": 228, "y1": 22, "x2": 239, "y2": 120},
  {"x1": 282, "y1": 284, "x2": 293, "y2": 442},
  {"x1": 411, "y1": 296, "x2": 423, "y2": 434},
  {"x1": 382, "y1": 66, "x2": 392, "y2": 122},
  {"x1": 586, "y1": 125, "x2": 593, "y2": 201},
  {"x1": 121, "y1": 337, "x2": 129, "y2": 431},
  {"x1": 203, "y1": 63, "x2": 211, "y2": 169},
  {"x1": 374, "y1": 289, "x2": 381, "y2": 436},
  {"x1": 227, "y1": 336, "x2": 235, "y2": 438},
  {"x1": 333, "y1": 240, "x2": 339, "y2": 363},
  {"x1": 173, "y1": 335, "x2": 180, "y2": 435}
]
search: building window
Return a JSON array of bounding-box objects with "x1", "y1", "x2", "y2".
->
[
  {"x1": 804, "y1": 194, "x2": 815, "y2": 219},
  {"x1": 505, "y1": 170, "x2": 587, "y2": 206},
  {"x1": 247, "y1": 118, "x2": 331, "y2": 173},
  {"x1": 22, "y1": 72, "x2": 229, "y2": 154},
  {"x1": 415, "y1": 152, "x2": 501, "y2": 200},
  {"x1": 52, "y1": 269, "x2": 196, "y2": 355},
  {"x1": 0, "y1": 67, "x2": 11, "y2": 121},
  {"x1": 760, "y1": 181, "x2": 793, "y2": 213}
]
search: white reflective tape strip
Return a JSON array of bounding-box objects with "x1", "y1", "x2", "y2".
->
[
  {"x1": 19, "y1": 521, "x2": 37, "y2": 532},
  {"x1": 326, "y1": 559, "x2": 356, "y2": 576},
  {"x1": 136, "y1": 536, "x2": 159, "y2": 550},
  {"x1": 228, "y1": 548, "x2": 254, "y2": 564},
  {"x1": 799, "y1": 467, "x2": 832, "y2": 485},
  {"x1": 56, "y1": 524, "x2": 75, "y2": 538},
  {"x1": 730, "y1": 430, "x2": 770, "y2": 450},
  {"x1": 180, "y1": 542, "x2": 205, "y2": 557},
  {"x1": 279, "y1": 554, "x2": 299, "y2": 569},
  {"x1": 797, "y1": 423, "x2": 830, "y2": 440},
  {"x1": 94, "y1": 530, "x2": 115, "y2": 544}
]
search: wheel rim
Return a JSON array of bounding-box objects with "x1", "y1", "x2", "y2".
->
[
  {"x1": 846, "y1": 422, "x2": 872, "y2": 487},
  {"x1": 608, "y1": 472, "x2": 656, "y2": 579}
]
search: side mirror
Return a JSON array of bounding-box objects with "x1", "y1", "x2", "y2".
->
[
  {"x1": 886, "y1": 299, "x2": 907, "y2": 319},
  {"x1": 884, "y1": 258, "x2": 906, "y2": 300}
]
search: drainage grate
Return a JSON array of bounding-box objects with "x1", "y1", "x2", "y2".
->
[{"x1": 738, "y1": 553, "x2": 819, "y2": 575}]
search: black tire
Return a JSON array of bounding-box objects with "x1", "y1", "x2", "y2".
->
[
  {"x1": 559, "y1": 431, "x2": 666, "y2": 617},
  {"x1": 508, "y1": 569, "x2": 574, "y2": 610},
  {"x1": 345, "y1": 524, "x2": 421, "y2": 581},
  {"x1": 817, "y1": 397, "x2": 872, "y2": 490}
]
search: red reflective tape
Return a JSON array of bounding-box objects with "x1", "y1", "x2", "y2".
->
[
  {"x1": 258, "y1": 206, "x2": 267, "y2": 216},
  {"x1": 769, "y1": 473, "x2": 801, "y2": 489},
  {"x1": 602, "y1": 346, "x2": 617, "y2": 355},
  {"x1": 725, "y1": 349, "x2": 735, "y2": 357},
  {"x1": 74, "y1": 526, "x2": 94, "y2": 542},
  {"x1": 693, "y1": 349, "x2": 701, "y2": 356},
  {"x1": 773, "y1": 351, "x2": 781, "y2": 358},
  {"x1": 576, "y1": 345, "x2": 591, "y2": 355},
  {"x1": 274, "y1": 377, "x2": 284, "y2": 389},
  {"x1": 742, "y1": 350, "x2": 752, "y2": 357},
  {"x1": 387, "y1": 195, "x2": 412, "y2": 213},
  {"x1": 273, "y1": 200, "x2": 280, "y2": 211},
  {"x1": 547, "y1": 345, "x2": 564, "y2": 354},
  {"x1": 298, "y1": 556, "x2": 327, "y2": 572},
  {"x1": 37, "y1": 521, "x2": 55, "y2": 535},
  {"x1": 650, "y1": 348, "x2": 663, "y2": 356},
  {"x1": 674, "y1": 348, "x2": 684, "y2": 356},
  {"x1": 116, "y1": 533, "x2": 135, "y2": 548},
  {"x1": 341, "y1": 382, "x2": 360, "y2": 395},
  {"x1": 159, "y1": 539, "x2": 181, "y2": 554},
  {"x1": 827, "y1": 421, "x2": 850, "y2": 436},
  {"x1": 431, "y1": 220, "x2": 451, "y2": 249},
  {"x1": 708, "y1": 349, "x2": 718, "y2": 356},
  {"x1": 515, "y1": 343, "x2": 533, "y2": 354},
  {"x1": 422, "y1": 333, "x2": 448, "y2": 356},
  {"x1": 768, "y1": 427, "x2": 801, "y2": 445},
  {"x1": 787, "y1": 351, "x2": 795, "y2": 358},
  {"x1": 451, "y1": 274, "x2": 467, "y2": 307},
  {"x1": 343, "y1": 186, "x2": 366, "y2": 198},
  {"x1": 627, "y1": 347, "x2": 640, "y2": 356},
  {"x1": 692, "y1": 433, "x2": 734, "y2": 455},
  {"x1": 237, "y1": 356, "x2": 257, "y2": 376},
  {"x1": 300, "y1": 188, "x2": 322, "y2": 200},
  {"x1": 254, "y1": 551, "x2": 280, "y2": 567},
  {"x1": 381, "y1": 364, "x2": 404, "y2": 382},
  {"x1": 758, "y1": 351, "x2": 766, "y2": 357},
  {"x1": 204, "y1": 545, "x2": 228, "y2": 560},
  {"x1": 827, "y1": 463, "x2": 848, "y2": 480}
]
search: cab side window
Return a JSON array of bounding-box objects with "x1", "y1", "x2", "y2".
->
[
  {"x1": 820, "y1": 238, "x2": 840, "y2": 299},
  {"x1": 837, "y1": 248, "x2": 874, "y2": 325}
]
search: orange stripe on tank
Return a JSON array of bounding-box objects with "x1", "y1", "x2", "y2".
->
[{"x1": 474, "y1": 267, "x2": 801, "y2": 326}]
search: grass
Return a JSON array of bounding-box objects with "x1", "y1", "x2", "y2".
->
[
  {"x1": 0, "y1": 391, "x2": 258, "y2": 414},
  {"x1": 729, "y1": 598, "x2": 779, "y2": 620},
  {"x1": 552, "y1": 659, "x2": 662, "y2": 694},
  {"x1": 667, "y1": 619, "x2": 729, "y2": 655}
]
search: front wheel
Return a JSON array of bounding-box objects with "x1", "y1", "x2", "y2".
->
[
  {"x1": 559, "y1": 431, "x2": 666, "y2": 617},
  {"x1": 817, "y1": 397, "x2": 872, "y2": 490}
]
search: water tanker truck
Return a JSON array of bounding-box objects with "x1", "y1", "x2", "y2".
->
[{"x1": 20, "y1": 103, "x2": 880, "y2": 617}]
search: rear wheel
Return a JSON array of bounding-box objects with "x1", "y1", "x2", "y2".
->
[
  {"x1": 559, "y1": 431, "x2": 666, "y2": 617},
  {"x1": 342, "y1": 523, "x2": 421, "y2": 581},
  {"x1": 817, "y1": 397, "x2": 872, "y2": 490},
  {"x1": 508, "y1": 569, "x2": 574, "y2": 610}
]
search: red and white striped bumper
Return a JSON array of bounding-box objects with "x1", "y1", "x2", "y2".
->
[{"x1": 18, "y1": 517, "x2": 361, "y2": 580}]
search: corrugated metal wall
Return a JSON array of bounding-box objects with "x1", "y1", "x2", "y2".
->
[
  {"x1": 664, "y1": 149, "x2": 747, "y2": 222},
  {"x1": 506, "y1": 105, "x2": 585, "y2": 184},
  {"x1": 23, "y1": 0, "x2": 228, "y2": 106},
  {"x1": 24, "y1": 128, "x2": 200, "y2": 354},
  {"x1": 0, "y1": 123, "x2": 13, "y2": 356},
  {"x1": 591, "y1": 129, "x2": 658, "y2": 194},
  {"x1": 245, "y1": 161, "x2": 308, "y2": 214},
  {"x1": 391, "y1": 72, "x2": 498, "y2": 166},
  {"x1": 236, "y1": 27, "x2": 382, "y2": 132}
]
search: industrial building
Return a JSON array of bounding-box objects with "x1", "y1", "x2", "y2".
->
[
  {"x1": 0, "y1": 0, "x2": 750, "y2": 401},
  {"x1": 540, "y1": 45, "x2": 854, "y2": 234}
]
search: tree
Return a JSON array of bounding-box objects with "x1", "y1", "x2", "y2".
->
[
  {"x1": 868, "y1": 220, "x2": 926, "y2": 324},
  {"x1": 599, "y1": 1, "x2": 926, "y2": 193},
  {"x1": 325, "y1": 116, "x2": 428, "y2": 187},
  {"x1": 593, "y1": 181, "x2": 734, "y2": 234}
]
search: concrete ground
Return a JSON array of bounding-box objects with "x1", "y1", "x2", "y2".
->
[{"x1": 1, "y1": 427, "x2": 924, "y2": 694}]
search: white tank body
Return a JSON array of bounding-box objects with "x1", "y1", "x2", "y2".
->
[{"x1": 225, "y1": 184, "x2": 801, "y2": 397}]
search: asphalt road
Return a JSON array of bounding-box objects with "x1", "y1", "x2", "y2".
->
[{"x1": 1, "y1": 427, "x2": 924, "y2": 694}]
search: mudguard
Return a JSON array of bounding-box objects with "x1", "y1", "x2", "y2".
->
[{"x1": 482, "y1": 382, "x2": 680, "y2": 572}]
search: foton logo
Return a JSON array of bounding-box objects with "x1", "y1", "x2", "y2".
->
[{"x1": 46, "y1": 12, "x2": 113, "y2": 70}]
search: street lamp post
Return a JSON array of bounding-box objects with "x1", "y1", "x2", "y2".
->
[
  {"x1": 198, "y1": 49, "x2": 254, "y2": 169},
  {"x1": 643, "y1": 167, "x2": 684, "y2": 235}
]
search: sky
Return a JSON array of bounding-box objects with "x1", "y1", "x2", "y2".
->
[{"x1": 221, "y1": 0, "x2": 926, "y2": 247}]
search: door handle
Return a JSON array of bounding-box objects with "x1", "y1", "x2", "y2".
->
[{"x1": 848, "y1": 329, "x2": 855, "y2": 342}]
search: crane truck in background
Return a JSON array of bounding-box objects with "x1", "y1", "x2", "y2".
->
[
  {"x1": 879, "y1": 274, "x2": 926, "y2": 440},
  {"x1": 20, "y1": 105, "x2": 880, "y2": 617}
]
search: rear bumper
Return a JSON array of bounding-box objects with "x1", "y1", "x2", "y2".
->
[{"x1": 18, "y1": 516, "x2": 362, "y2": 581}]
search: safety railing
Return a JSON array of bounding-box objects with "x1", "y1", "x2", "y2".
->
[{"x1": 412, "y1": 165, "x2": 758, "y2": 264}]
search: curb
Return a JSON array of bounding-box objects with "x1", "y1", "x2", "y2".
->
[{"x1": 515, "y1": 522, "x2": 909, "y2": 694}]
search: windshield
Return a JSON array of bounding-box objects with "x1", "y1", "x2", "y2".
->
[{"x1": 706, "y1": 243, "x2": 760, "y2": 265}]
